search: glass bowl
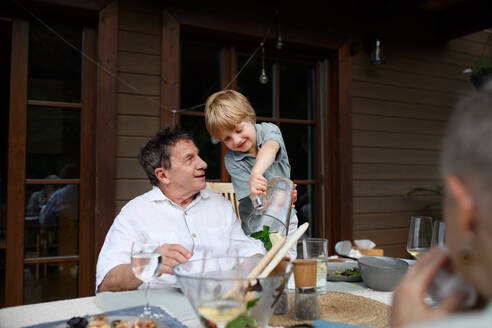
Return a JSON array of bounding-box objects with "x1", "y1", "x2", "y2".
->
[{"x1": 173, "y1": 256, "x2": 293, "y2": 328}]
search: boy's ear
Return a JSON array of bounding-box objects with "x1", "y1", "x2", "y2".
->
[{"x1": 155, "y1": 167, "x2": 170, "y2": 184}]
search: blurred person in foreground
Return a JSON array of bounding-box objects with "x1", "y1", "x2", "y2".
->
[
  {"x1": 96, "y1": 127, "x2": 264, "y2": 292},
  {"x1": 391, "y1": 83, "x2": 492, "y2": 327}
]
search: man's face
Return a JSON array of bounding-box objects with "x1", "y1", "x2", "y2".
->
[
  {"x1": 165, "y1": 139, "x2": 207, "y2": 196},
  {"x1": 218, "y1": 121, "x2": 257, "y2": 156}
]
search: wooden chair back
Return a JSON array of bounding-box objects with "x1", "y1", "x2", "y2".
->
[{"x1": 206, "y1": 182, "x2": 240, "y2": 219}]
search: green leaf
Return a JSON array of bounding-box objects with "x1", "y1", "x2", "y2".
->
[
  {"x1": 246, "y1": 298, "x2": 260, "y2": 309},
  {"x1": 250, "y1": 225, "x2": 273, "y2": 250},
  {"x1": 226, "y1": 315, "x2": 258, "y2": 328}
]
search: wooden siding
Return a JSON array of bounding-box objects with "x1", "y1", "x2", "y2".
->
[
  {"x1": 114, "y1": 0, "x2": 161, "y2": 213},
  {"x1": 352, "y1": 31, "x2": 486, "y2": 258}
]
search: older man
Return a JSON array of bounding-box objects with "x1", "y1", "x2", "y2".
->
[{"x1": 96, "y1": 127, "x2": 264, "y2": 292}]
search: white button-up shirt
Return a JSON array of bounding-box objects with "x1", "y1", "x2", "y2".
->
[{"x1": 96, "y1": 186, "x2": 265, "y2": 289}]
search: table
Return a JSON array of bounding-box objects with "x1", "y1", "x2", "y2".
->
[{"x1": 0, "y1": 282, "x2": 392, "y2": 328}]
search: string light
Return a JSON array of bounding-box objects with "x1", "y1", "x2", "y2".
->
[
  {"x1": 259, "y1": 43, "x2": 268, "y2": 84},
  {"x1": 275, "y1": 10, "x2": 283, "y2": 50},
  {"x1": 370, "y1": 38, "x2": 385, "y2": 65},
  {"x1": 16, "y1": 0, "x2": 277, "y2": 114},
  {"x1": 276, "y1": 35, "x2": 283, "y2": 51}
]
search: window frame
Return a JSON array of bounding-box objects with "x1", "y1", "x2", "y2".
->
[
  {"x1": 163, "y1": 8, "x2": 353, "y2": 249},
  {"x1": 5, "y1": 18, "x2": 96, "y2": 306}
]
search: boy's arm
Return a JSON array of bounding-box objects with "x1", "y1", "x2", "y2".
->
[{"x1": 250, "y1": 140, "x2": 280, "y2": 195}]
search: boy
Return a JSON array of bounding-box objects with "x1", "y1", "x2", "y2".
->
[{"x1": 205, "y1": 90, "x2": 298, "y2": 257}]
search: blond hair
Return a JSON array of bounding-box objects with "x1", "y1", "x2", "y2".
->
[{"x1": 205, "y1": 90, "x2": 256, "y2": 139}]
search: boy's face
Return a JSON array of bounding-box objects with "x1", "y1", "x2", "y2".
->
[{"x1": 218, "y1": 121, "x2": 257, "y2": 155}]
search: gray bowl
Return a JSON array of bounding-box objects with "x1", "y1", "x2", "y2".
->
[{"x1": 358, "y1": 256, "x2": 409, "y2": 291}]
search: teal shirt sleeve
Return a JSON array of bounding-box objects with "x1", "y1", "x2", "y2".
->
[
  {"x1": 224, "y1": 151, "x2": 253, "y2": 201},
  {"x1": 256, "y1": 123, "x2": 291, "y2": 182}
]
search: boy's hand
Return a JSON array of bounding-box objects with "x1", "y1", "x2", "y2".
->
[
  {"x1": 249, "y1": 172, "x2": 267, "y2": 196},
  {"x1": 292, "y1": 184, "x2": 297, "y2": 208}
]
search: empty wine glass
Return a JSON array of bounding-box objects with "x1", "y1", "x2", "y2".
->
[
  {"x1": 431, "y1": 221, "x2": 446, "y2": 247},
  {"x1": 407, "y1": 216, "x2": 433, "y2": 259},
  {"x1": 131, "y1": 241, "x2": 162, "y2": 319}
]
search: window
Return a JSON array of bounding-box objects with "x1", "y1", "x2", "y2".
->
[
  {"x1": 180, "y1": 36, "x2": 321, "y2": 235},
  {"x1": 5, "y1": 17, "x2": 96, "y2": 306},
  {"x1": 180, "y1": 42, "x2": 222, "y2": 180}
]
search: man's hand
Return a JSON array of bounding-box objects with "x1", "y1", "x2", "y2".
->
[
  {"x1": 391, "y1": 247, "x2": 466, "y2": 328},
  {"x1": 158, "y1": 244, "x2": 192, "y2": 275},
  {"x1": 249, "y1": 172, "x2": 267, "y2": 196}
]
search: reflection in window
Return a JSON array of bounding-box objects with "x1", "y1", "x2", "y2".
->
[
  {"x1": 24, "y1": 262, "x2": 78, "y2": 304},
  {"x1": 26, "y1": 106, "x2": 80, "y2": 179},
  {"x1": 181, "y1": 116, "x2": 221, "y2": 180},
  {"x1": 25, "y1": 183, "x2": 79, "y2": 258},
  {"x1": 28, "y1": 21, "x2": 82, "y2": 102},
  {"x1": 180, "y1": 43, "x2": 221, "y2": 110},
  {"x1": 280, "y1": 124, "x2": 315, "y2": 180},
  {"x1": 237, "y1": 55, "x2": 274, "y2": 117},
  {"x1": 279, "y1": 62, "x2": 315, "y2": 120}
]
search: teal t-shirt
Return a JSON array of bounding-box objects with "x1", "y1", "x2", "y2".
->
[
  {"x1": 225, "y1": 122, "x2": 291, "y2": 202},
  {"x1": 224, "y1": 122, "x2": 298, "y2": 258}
]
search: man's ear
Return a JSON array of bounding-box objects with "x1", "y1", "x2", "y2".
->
[
  {"x1": 445, "y1": 175, "x2": 476, "y2": 236},
  {"x1": 154, "y1": 167, "x2": 170, "y2": 185}
]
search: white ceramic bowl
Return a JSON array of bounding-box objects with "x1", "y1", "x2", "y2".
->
[{"x1": 358, "y1": 256, "x2": 409, "y2": 291}]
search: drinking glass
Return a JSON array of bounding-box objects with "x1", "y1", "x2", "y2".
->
[
  {"x1": 406, "y1": 216, "x2": 433, "y2": 259},
  {"x1": 131, "y1": 241, "x2": 162, "y2": 318},
  {"x1": 431, "y1": 221, "x2": 446, "y2": 247},
  {"x1": 301, "y1": 238, "x2": 328, "y2": 294}
]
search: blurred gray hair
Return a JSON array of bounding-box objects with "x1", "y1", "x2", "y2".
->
[{"x1": 441, "y1": 81, "x2": 492, "y2": 206}]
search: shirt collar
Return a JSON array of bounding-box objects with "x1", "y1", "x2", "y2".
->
[{"x1": 147, "y1": 185, "x2": 210, "y2": 202}]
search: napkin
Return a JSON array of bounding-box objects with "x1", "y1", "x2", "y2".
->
[
  {"x1": 335, "y1": 240, "x2": 376, "y2": 259},
  {"x1": 312, "y1": 319, "x2": 370, "y2": 327},
  {"x1": 353, "y1": 239, "x2": 376, "y2": 249}
]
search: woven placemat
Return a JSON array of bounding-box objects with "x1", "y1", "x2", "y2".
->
[{"x1": 269, "y1": 292, "x2": 390, "y2": 328}]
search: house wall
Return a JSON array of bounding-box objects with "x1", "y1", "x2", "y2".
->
[
  {"x1": 352, "y1": 32, "x2": 489, "y2": 257},
  {"x1": 115, "y1": 0, "x2": 161, "y2": 214},
  {"x1": 113, "y1": 0, "x2": 489, "y2": 256}
]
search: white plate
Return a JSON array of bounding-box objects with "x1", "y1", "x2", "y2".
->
[{"x1": 56, "y1": 315, "x2": 167, "y2": 328}]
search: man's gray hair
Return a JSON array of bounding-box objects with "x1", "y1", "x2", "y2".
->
[
  {"x1": 139, "y1": 126, "x2": 194, "y2": 186},
  {"x1": 441, "y1": 81, "x2": 492, "y2": 201}
]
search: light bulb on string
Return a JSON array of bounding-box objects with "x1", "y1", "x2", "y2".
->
[
  {"x1": 276, "y1": 10, "x2": 283, "y2": 50},
  {"x1": 276, "y1": 35, "x2": 283, "y2": 50},
  {"x1": 259, "y1": 68, "x2": 268, "y2": 84},
  {"x1": 259, "y1": 43, "x2": 268, "y2": 84}
]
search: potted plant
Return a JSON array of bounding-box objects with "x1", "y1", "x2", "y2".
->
[
  {"x1": 464, "y1": 33, "x2": 492, "y2": 90},
  {"x1": 404, "y1": 184, "x2": 443, "y2": 211},
  {"x1": 469, "y1": 53, "x2": 492, "y2": 90}
]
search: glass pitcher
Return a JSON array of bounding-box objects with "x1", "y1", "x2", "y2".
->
[{"x1": 246, "y1": 177, "x2": 294, "y2": 249}]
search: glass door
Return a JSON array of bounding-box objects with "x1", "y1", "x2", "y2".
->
[{"x1": 5, "y1": 17, "x2": 95, "y2": 306}]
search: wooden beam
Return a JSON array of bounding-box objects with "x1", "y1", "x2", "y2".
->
[
  {"x1": 95, "y1": 0, "x2": 117, "y2": 270},
  {"x1": 170, "y1": 6, "x2": 344, "y2": 51},
  {"x1": 32, "y1": 0, "x2": 113, "y2": 11},
  {"x1": 6, "y1": 18, "x2": 29, "y2": 306},
  {"x1": 325, "y1": 41, "x2": 353, "y2": 252},
  {"x1": 161, "y1": 10, "x2": 180, "y2": 128},
  {"x1": 79, "y1": 26, "x2": 97, "y2": 297},
  {"x1": 337, "y1": 41, "x2": 353, "y2": 242}
]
